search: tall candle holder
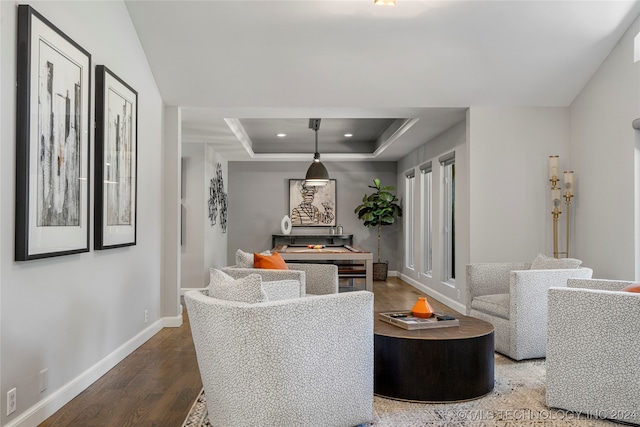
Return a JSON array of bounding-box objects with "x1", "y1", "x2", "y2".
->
[
  {"x1": 548, "y1": 156, "x2": 575, "y2": 259},
  {"x1": 551, "y1": 187, "x2": 562, "y2": 259},
  {"x1": 549, "y1": 155, "x2": 560, "y2": 189},
  {"x1": 563, "y1": 171, "x2": 574, "y2": 258}
]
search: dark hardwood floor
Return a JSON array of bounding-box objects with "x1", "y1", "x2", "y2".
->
[
  {"x1": 38, "y1": 303, "x2": 202, "y2": 427},
  {"x1": 373, "y1": 276, "x2": 453, "y2": 313},
  {"x1": 39, "y1": 277, "x2": 448, "y2": 426}
]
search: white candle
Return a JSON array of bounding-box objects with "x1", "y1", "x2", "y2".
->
[
  {"x1": 549, "y1": 156, "x2": 559, "y2": 180},
  {"x1": 564, "y1": 171, "x2": 574, "y2": 197},
  {"x1": 551, "y1": 188, "x2": 561, "y2": 208}
]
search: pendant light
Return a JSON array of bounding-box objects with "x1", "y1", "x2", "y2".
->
[{"x1": 305, "y1": 118, "x2": 329, "y2": 186}]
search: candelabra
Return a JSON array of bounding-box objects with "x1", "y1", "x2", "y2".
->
[
  {"x1": 563, "y1": 171, "x2": 574, "y2": 257},
  {"x1": 548, "y1": 156, "x2": 575, "y2": 259},
  {"x1": 549, "y1": 155, "x2": 560, "y2": 189},
  {"x1": 551, "y1": 188, "x2": 562, "y2": 258}
]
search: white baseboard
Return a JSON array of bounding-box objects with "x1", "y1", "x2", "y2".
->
[
  {"x1": 5, "y1": 319, "x2": 166, "y2": 427},
  {"x1": 180, "y1": 287, "x2": 205, "y2": 296},
  {"x1": 399, "y1": 273, "x2": 466, "y2": 314},
  {"x1": 164, "y1": 313, "x2": 183, "y2": 327}
]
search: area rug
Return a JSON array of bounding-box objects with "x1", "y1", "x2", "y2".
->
[{"x1": 182, "y1": 354, "x2": 619, "y2": 426}]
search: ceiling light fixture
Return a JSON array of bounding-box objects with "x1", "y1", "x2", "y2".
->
[
  {"x1": 374, "y1": 0, "x2": 396, "y2": 5},
  {"x1": 277, "y1": 133, "x2": 286, "y2": 137},
  {"x1": 305, "y1": 118, "x2": 329, "y2": 186},
  {"x1": 344, "y1": 133, "x2": 353, "y2": 137}
]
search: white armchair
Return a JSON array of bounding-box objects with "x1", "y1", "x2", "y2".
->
[
  {"x1": 223, "y1": 263, "x2": 339, "y2": 295},
  {"x1": 184, "y1": 289, "x2": 374, "y2": 427},
  {"x1": 466, "y1": 262, "x2": 593, "y2": 360},
  {"x1": 546, "y1": 278, "x2": 640, "y2": 425}
]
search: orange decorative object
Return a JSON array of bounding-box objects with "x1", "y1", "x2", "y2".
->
[{"x1": 411, "y1": 296, "x2": 434, "y2": 318}]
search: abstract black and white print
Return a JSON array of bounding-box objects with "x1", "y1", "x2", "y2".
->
[
  {"x1": 15, "y1": 5, "x2": 91, "y2": 260},
  {"x1": 36, "y1": 40, "x2": 83, "y2": 226},
  {"x1": 94, "y1": 65, "x2": 137, "y2": 249},
  {"x1": 208, "y1": 163, "x2": 228, "y2": 233},
  {"x1": 105, "y1": 87, "x2": 133, "y2": 226}
]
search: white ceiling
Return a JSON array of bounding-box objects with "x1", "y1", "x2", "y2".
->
[{"x1": 125, "y1": 0, "x2": 640, "y2": 161}]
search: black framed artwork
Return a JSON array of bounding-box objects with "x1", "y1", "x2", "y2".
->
[
  {"x1": 15, "y1": 5, "x2": 91, "y2": 261},
  {"x1": 94, "y1": 65, "x2": 138, "y2": 249},
  {"x1": 289, "y1": 179, "x2": 336, "y2": 227}
]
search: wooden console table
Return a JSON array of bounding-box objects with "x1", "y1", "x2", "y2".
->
[
  {"x1": 271, "y1": 244, "x2": 373, "y2": 292},
  {"x1": 271, "y1": 234, "x2": 353, "y2": 248}
]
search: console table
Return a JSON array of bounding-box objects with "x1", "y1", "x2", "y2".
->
[
  {"x1": 271, "y1": 243, "x2": 373, "y2": 292},
  {"x1": 271, "y1": 234, "x2": 353, "y2": 248}
]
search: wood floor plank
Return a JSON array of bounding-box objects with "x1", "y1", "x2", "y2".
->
[{"x1": 38, "y1": 305, "x2": 202, "y2": 427}]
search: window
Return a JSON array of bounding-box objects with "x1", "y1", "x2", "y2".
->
[
  {"x1": 405, "y1": 170, "x2": 415, "y2": 269},
  {"x1": 420, "y1": 162, "x2": 433, "y2": 276},
  {"x1": 440, "y1": 152, "x2": 455, "y2": 282}
]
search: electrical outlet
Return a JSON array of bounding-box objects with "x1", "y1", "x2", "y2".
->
[
  {"x1": 40, "y1": 369, "x2": 48, "y2": 392},
  {"x1": 144, "y1": 309, "x2": 149, "y2": 323},
  {"x1": 7, "y1": 388, "x2": 16, "y2": 416},
  {"x1": 457, "y1": 289, "x2": 461, "y2": 300}
]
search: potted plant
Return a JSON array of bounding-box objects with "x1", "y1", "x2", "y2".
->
[{"x1": 354, "y1": 178, "x2": 403, "y2": 280}]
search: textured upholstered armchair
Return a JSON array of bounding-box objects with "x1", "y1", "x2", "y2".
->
[
  {"x1": 546, "y1": 278, "x2": 640, "y2": 425},
  {"x1": 466, "y1": 262, "x2": 593, "y2": 360},
  {"x1": 223, "y1": 249, "x2": 339, "y2": 295},
  {"x1": 223, "y1": 263, "x2": 339, "y2": 295},
  {"x1": 184, "y1": 289, "x2": 374, "y2": 427}
]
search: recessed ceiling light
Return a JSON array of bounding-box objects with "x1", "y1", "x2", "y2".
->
[
  {"x1": 344, "y1": 134, "x2": 353, "y2": 137},
  {"x1": 374, "y1": 0, "x2": 396, "y2": 5},
  {"x1": 277, "y1": 133, "x2": 286, "y2": 137}
]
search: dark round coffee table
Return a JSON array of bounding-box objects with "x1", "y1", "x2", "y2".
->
[{"x1": 374, "y1": 312, "x2": 494, "y2": 402}]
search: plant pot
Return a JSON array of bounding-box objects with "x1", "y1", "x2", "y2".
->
[{"x1": 373, "y1": 262, "x2": 389, "y2": 281}]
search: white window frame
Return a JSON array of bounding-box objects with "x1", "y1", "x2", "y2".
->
[
  {"x1": 440, "y1": 152, "x2": 455, "y2": 284},
  {"x1": 420, "y1": 162, "x2": 433, "y2": 277},
  {"x1": 405, "y1": 170, "x2": 415, "y2": 270}
]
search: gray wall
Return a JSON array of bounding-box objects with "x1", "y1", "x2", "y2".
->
[
  {"x1": 228, "y1": 161, "x2": 399, "y2": 269},
  {"x1": 569, "y1": 11, "x2": 640, "y2": 281},
  {"x1": 395, "y1": 120, "x2": 468, "y2": 312},
  {"x1": 1, "y1": 1, "x2": 164, "y2": 424},
  {"x1": 181, "y1": 143, "x2": 229, "y2": 289},
  {"x1": 181, "y1": 143, "x2": 206, "y2": 288}
]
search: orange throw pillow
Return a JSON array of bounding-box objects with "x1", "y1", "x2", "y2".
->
[
  {"x1": 622, "y1": 283, "x2": 640, "y2": 293},
  {"x1": 254, "y1": 252, "x2": 289, "y2": 270}
]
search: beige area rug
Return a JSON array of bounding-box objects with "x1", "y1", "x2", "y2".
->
[{"x1": 182, "y1": 354, "x2": 620, "y2": 427}]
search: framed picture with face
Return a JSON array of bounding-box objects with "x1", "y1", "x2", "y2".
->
[{"x1": 289, "y1": 179, "x2": 336, "y2": 227}]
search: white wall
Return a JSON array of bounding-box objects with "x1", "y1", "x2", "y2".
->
[
  {"x1": 203, "y1": 144, "x2": 228, "y2": 273},
  {"x1": 181, "y1": 143, "x2": 206, "y2": 288},
  {"x1": 180, "y1": 143, "x2": 228, "y2": 289},
  {"x1": 468, "y1": 106, "x2": 570, "y2": 264},
  {"x1": 570, "y1": 14, "x2": 640, "y2": 280},
  {"x1": 0, "y1": 2, "x2": 4, "y2": 408},
  {"x1": 396, "y1": 120, "x2": 468, "y2": 313},
  {"x1": 1, "y1": 2, "x2": 164, "y2": 425},
  {"x1": 162, "y1": 106, "x2": 182, "y2": 321},
  {"x1": 636, "y1": 135, "x2": 640, "y2": 280},
  {"x1": 227, "y1": 161, "x2": 398, "y2": 270}
]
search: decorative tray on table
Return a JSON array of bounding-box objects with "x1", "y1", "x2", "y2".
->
[{"x1": 378, "y1": 311, "x2": 459, "y2": 330}]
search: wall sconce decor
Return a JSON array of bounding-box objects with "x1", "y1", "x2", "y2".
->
[
  {"x1": 548, "y1": 156, "x2": 575, "y2": 258},
  {"x1": 208, "y1": 163, "x2": 228, "y2": 233}
]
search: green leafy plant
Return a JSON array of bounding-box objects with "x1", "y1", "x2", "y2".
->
[{"x1": 354, "y1": 178, "x2": 403, "y2": 263}]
